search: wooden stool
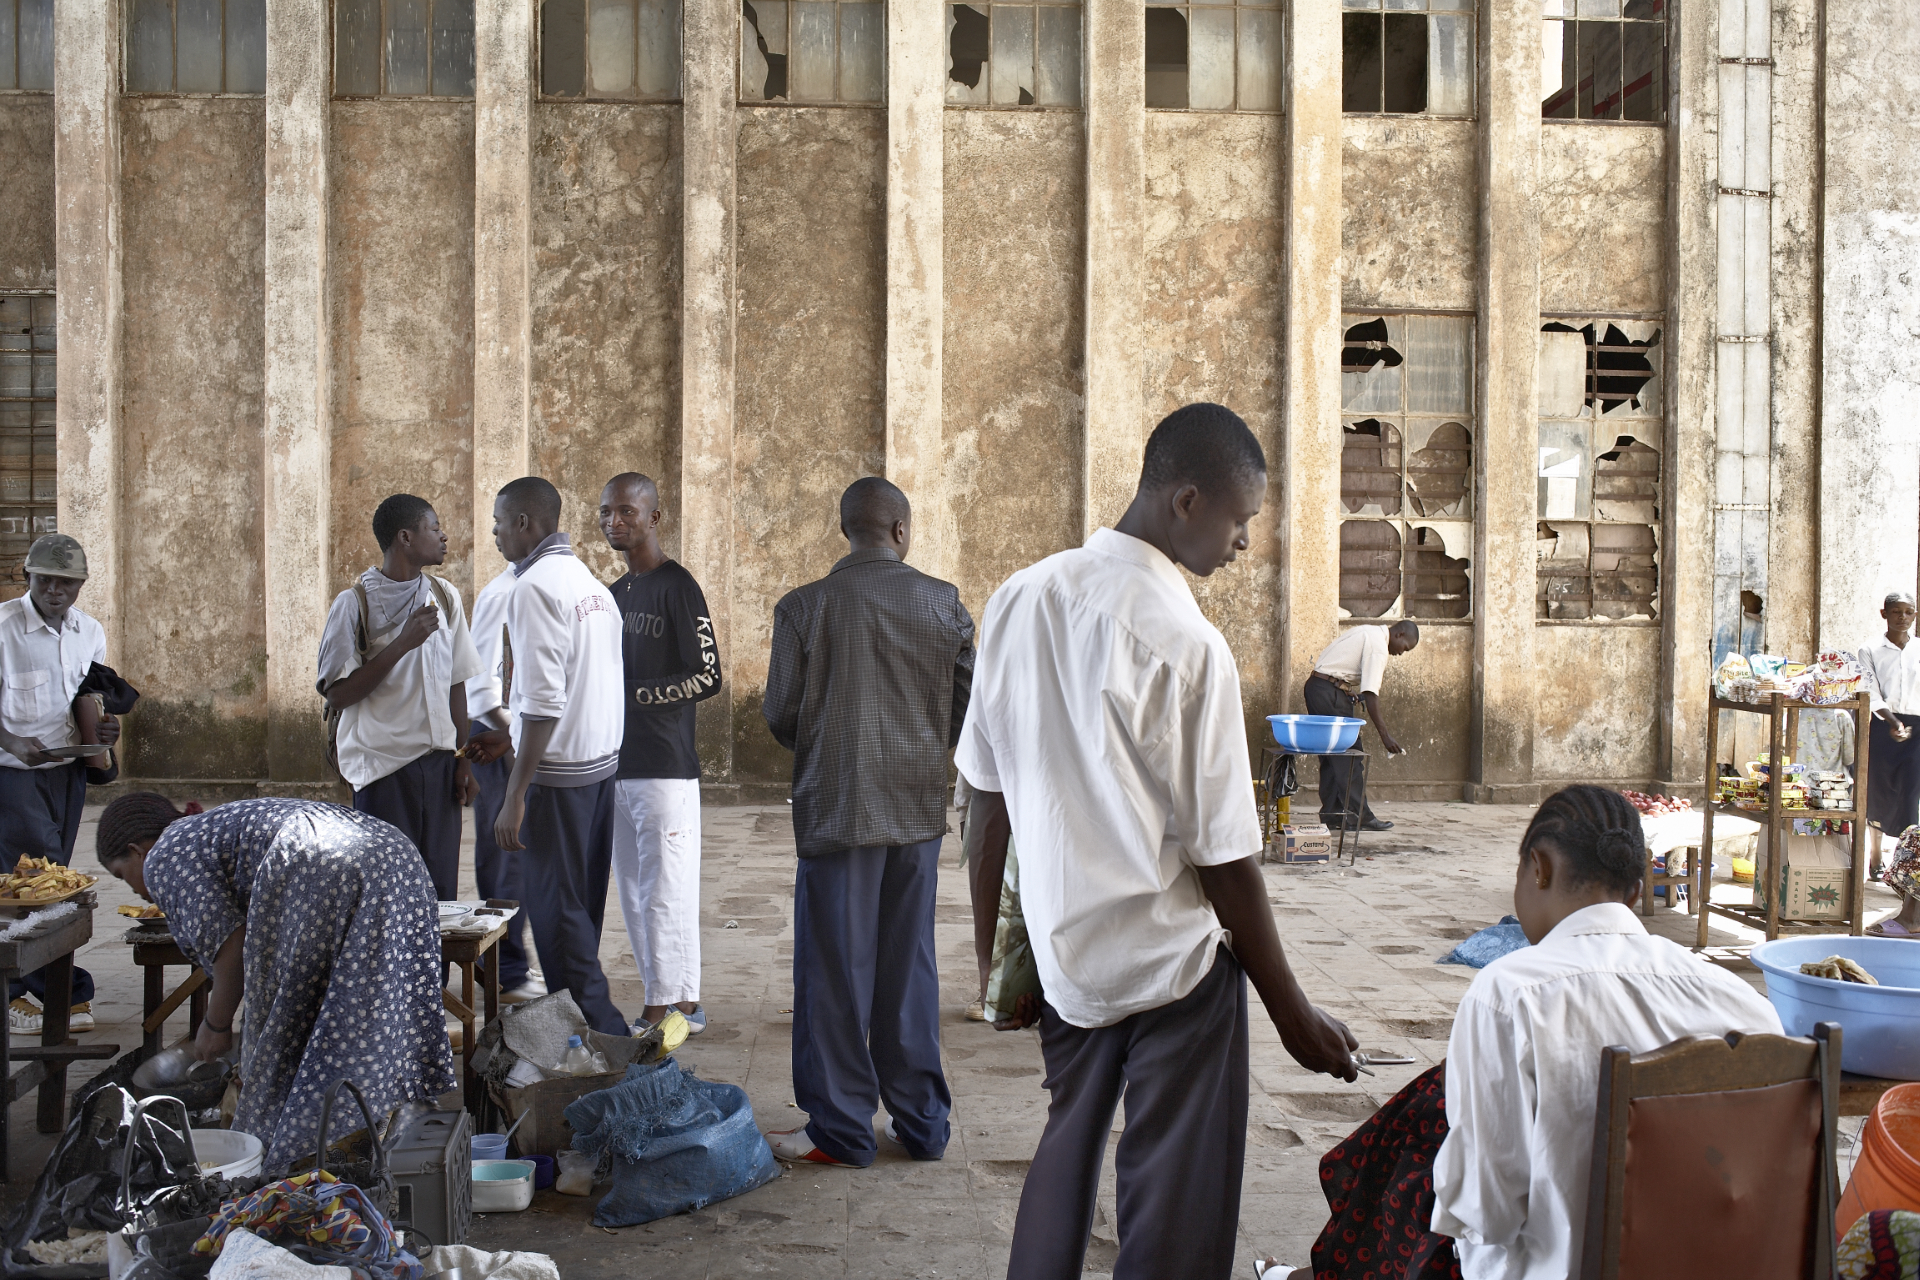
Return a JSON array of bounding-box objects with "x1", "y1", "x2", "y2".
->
[{"x1": 1643, "y1": 843, "x2": 1697, "y2": 916}]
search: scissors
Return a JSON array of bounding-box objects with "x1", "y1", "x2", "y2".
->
[{"x1": 1349, "y1": 1051, "x2": 1417, "y2": 1076}]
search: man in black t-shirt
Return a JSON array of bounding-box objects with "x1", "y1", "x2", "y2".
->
[{"x1": 599, "y1": 473, "x2": 723, "y2": 1034}]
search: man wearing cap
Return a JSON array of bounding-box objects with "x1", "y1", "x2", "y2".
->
[
  {"x1": 0, "y1": 533, "x2": 118, "y2": 1033},
  {"x1": 1860, "y1": 591, "x2": 1920, "y2": 884}
]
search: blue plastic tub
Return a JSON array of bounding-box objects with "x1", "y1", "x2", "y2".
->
[
  {"x1": 1267, "y1": 715, "x2": 1365, "y2": 754},
  {"x1": 1749, "y1": 936, "x2": 1920, "y2": 1080}
]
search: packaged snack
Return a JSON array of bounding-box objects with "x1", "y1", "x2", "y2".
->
[{"x1": 1713, "y1": 653, "x2": 1754, "y2": 701}]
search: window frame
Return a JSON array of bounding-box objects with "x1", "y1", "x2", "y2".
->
[
  {"x1": 738, "y1": 0, "x2": 887, "y2": 107},
  {"x1": 1539, "y1": 0, "x2": 1668, "y2": 126},
  {"x1": 332, "y1": 0, "x2": 477, "y2": 99},
  {"x1": 1143, "y1": 0, "x2": 1284, "y2": 116},
  {"x1": 124, "y1": 0, "x2": 267, "y2": 95},
  {"x1": 537, "y1": 0, "x2": 683, "y2": 102},
  {"x1": 943, "y1": 0, "x2": 1083, "y2": 111},
  {"x1": 1339, "y1": 0, "x2": 1476, "y2": 120},
  {"x1": 0, "y1": 0, "x2": 56, "y2": 92},
  {"x1": 0, "y1": 294, "x2": 57, "y2": 602}
]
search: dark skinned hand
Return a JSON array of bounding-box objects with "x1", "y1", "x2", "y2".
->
[
  {"x1": 96, "y1": 714, "x2": 121, "y2": 748},
  {"x1": 463, "y1": 726, "x2": 513, "y2": 765},
  {"x1": 395, "y1": 601, "x2": 442, "y2": 654},
  {"x1": 992, "y1": 991, "x2": 1042, "y2": 1032},
  {"x1": 454, "y1": 758, "x2": 479, "y2": 806}
]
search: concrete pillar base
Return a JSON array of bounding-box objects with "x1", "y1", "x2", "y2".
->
[{"x1": 1462, "y1": 782, "x2": 1543, "y2": 805}]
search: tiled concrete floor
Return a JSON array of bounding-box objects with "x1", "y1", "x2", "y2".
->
[{"x1": 3, "y1": 799, "x2": 1901, "y2": 1277}]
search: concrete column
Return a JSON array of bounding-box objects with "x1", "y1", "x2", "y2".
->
[
  {"x1": 1658, "y1": 0, "x2": 1718, "y2": 790},
  {"x1": 472, "y1": 0, "x2": 534, "y2": 584},
  {"x1": 1277, "y1": 0, "x2": 1341, "y2": 706},
  {"x1": 680, "y1": 0, "x2": 737, "y2": 779},
  {"x1": 884, "y1": 0, "x2": 947, "y2": 580},
  {"x1": 1080, "y1": 0, "x2": 1144, "y2": 535},
  {"x1": 263, "y1": 0, "x2": 333, "y2": 779},
  {"x1": 1464, "y1": 0, "x2": 1540, "y2": 801},
  {"x1": 52, "y1": 0, "x2": 123, "y2": 665}
]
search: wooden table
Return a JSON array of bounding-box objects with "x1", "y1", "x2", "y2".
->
[{"x1": 0, "y1": 899, "x2": 119, "y2": 1177}]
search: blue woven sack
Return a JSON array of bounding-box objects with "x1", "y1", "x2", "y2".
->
[
  {"x1": 563, "y1": 1058, "x2": 779, "y2": 1227},
  {"x1": 1437, "y1": 915, "x2": 1531, "y2": 969}
]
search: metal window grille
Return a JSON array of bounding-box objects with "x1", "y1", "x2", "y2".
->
[
  {"x1": 740, "y1": 0, "x2": 884, "y2": 104},
  {"x1": 540, "y1": 0, "x2": 681, "y2": 99},
  {"x1": 335, "y1": 0, "x2": 476, "y2": 97},
  {"x1": 0, "y1": 296, "x2": 56, "y2": 602},
  {"x1": 1338, "y1": 312, "x2": 1475, "y2": 620},
  {"x1": 126, "y1": 0, "x2": 266, "y2": 93},
  {"x1": 1, "y1": 0, "x2": 56, "y2": 91},
  {"x1": 1541, "y1": 0, "x2": 1666, "y2": 122},
  {"x1": 1340, "y1": 0, "x2": 1472, "y2": 117},
  {"x1": 1145, "y1": 0, "x2": 1281, "y2": 113},
  {"x1": 944, "y1": 2, "x2": 1081, "y2": 109}
]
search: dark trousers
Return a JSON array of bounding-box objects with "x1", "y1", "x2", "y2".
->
[
  {"x1": 1868, "y1": 713, "x2": 1920, "y2": 841},
  {"x1": 353, "y1": 749, "x2": 462, "y2": 900},
  {"x1": 0, "y1": 763, "x2": 93, "y2": 1006},
  {"x1": 792, "y1": 838, "x2": 950, "y2": 1167},
  {"x1": 1305, "y1": 675, "x2": 1376, "y2": 826},
  {"x1": 1007, "y1": 947, "x2": 1248, "y2": 1280},
  {"x1": 519, "y1": 778, "x2": 625, "y2": 1036},
  {"x1": 470, "y1": 755, "x2": 529, "y2": 990}
]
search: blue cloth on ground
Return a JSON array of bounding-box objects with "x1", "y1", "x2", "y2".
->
[
  {"x1": 563, "y1": 1057, "x2": 780, "y2": 1227},
  {"x1": 1437, "y1": 916, "x2": 1531, "y2": 968}
]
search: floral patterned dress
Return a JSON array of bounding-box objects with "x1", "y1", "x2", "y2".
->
[{"x1": 145, "y1": 798, "x2": 455, "y2": 1171}]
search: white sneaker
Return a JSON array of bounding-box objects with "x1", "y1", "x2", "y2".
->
[
  {"x1": 1252, "y1": 1262, "x2": 1298, "y2": 1279},
  {"x1": 764, "y1": 1126, "x2": 850, "y2": 1166},
  {"x1": 500, "y1": 980, "x2": 546, "y2": 1004},
  {"x1": 8, "y1": 999, "x2": 92, "y2": 1035}
]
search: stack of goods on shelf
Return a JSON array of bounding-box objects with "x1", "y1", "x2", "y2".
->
[
  {"x1": 1711, "y1": 651, "x2": 1868, "y2": 706},
  {"x1": 1807, "y1": 770, "x2": 1855, "y2": 811}
]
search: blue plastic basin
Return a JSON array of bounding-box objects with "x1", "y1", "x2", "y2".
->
[
  {"x1": 1749, "y1": 935, "x2": 1920, "y2": 1079},
  {"x1": 1267, "y1": 715, "x2": 1365, "y2": 754}
]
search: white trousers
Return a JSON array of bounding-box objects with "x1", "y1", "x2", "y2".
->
[{"x1": 611, "y1": 777, "x2": 704, "y2": 1006}]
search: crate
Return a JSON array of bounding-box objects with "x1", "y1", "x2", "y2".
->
[{"x1": 388, "y1": 1105, "x2": 471, "y2": 1250}]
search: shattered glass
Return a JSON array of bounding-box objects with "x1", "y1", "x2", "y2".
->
[
  {"x1": 1537, "y1": 420, "x2": 1591, "y2": 520},
  {"x1": 1405, "y1": 523, "x2": 1471, "y2": 619},
  {"x1": 1406, "y1": 421, "x2": 1471, "y2": 519},
  {"x1": 1340, "y1": 521, "x2": 1403, "y2": 618},
  {"x1": 1341, "y1": 315, "x2": 1405, "y2": 413},
  {"x1": 1144, "y1": 6, "x2": 1187, "y2": 108},
  {"x1": 946, "y1": 4, "x2": 989, "y2": 102},
  {"x1": 1342, "y1": 421, "x2": 1405, "y2": 517},
  {"x1": 990, "y1": 2, "x2": 1033, "y2": 104},
  {"x1": 1592, "y1": 435, "x2": 1659, "y2": 524},
  {"x1": 741, "y1": 0, "x2": 787, "y2": 100}
]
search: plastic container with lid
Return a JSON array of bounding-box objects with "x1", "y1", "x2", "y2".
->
[{"x1": 471, "y1": 1159, "x2": 535, "y2": 1213}]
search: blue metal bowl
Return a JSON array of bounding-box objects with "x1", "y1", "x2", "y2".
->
[{"x1": 1267, "y1": 715, "x2": 1365, "y2": 753}]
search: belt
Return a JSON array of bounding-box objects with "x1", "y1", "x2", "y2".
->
[{"x1": 1311, "y1": 672, "x2": 1362, "y2": 696}]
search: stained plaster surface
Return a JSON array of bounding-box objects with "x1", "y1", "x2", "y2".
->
[
  {"x1": 0, "y1": 98, "x2": 56, "y2": 290},
  {"x1": 1532, "y1": 624, "x2": 1661, "y2": 784},
  {"x1": 1144, "y1": 112, "x2": 1288, "y2": 738},
  {"x1": 119, "y1": 98, "x2": 269, "y2": 778},
  {"x1": 328, "y1": 100, "x2": 477, "y2": 600},
  {"x1": 1341, "y1": 116, "x2": 1476, "y2": 312},
  {"x1": 941, "y1": 110, "x2": 1085, "y2": 625},
  {"x1": 14, "y1": 799, "x2": 1881, "y2": 1277},
  {"x1": 531, "y1": 104, "x2": 683, "y2": 583},
  {"x1": 1331, "y1": 621, "x2": 1473, "y2": 796},
  {"x1": 1538, "y1": 124, "x2": 1667, "y2": 316},
  {"x1": 730, "y1": 108, "x2": 887, "y2": 784}
]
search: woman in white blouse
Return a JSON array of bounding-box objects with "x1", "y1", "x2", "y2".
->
[{"x1": 1254, "y1": 785, "x2": 1782, "y2": 1280}]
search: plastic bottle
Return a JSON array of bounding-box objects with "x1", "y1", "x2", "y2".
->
[{"x1": 556, "y1": 1034, "x2": 610, "y2": 1077}]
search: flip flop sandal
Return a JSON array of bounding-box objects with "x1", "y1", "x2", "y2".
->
[{"x1": 1866, "y1": 918, "x2": 1919, "y2": 938}]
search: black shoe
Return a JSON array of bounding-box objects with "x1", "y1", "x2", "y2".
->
[{"x1": 1360, "y1": 817, "x2": 1394, "y2": 832}]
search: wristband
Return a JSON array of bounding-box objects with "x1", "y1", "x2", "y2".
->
[{"x1": 204, "y1": 1017, "x2": 232, "y2": 1034}]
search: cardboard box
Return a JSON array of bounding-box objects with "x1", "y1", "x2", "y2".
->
[
  {"x1": 1757, "y1": 827, "x2": 1853, "y2": 921},
  {"x1": 488, "y1": 1029, "x2": 640, "y2": 1156},
  {"x1": 1281, "y1": 824, "x2": 1332, "y2": 864}
]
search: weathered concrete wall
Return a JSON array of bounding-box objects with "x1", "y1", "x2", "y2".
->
[
  {"x1": 0, "y1": 99, "x2": 56, "y2": 290},
  {"x1": 1342, "y1": 117, "x2": 1475, "y2": 311},
  {"x1": 1534, "y1": 625, "x2": 1661, "y2": 783},
  {"x1": 1144, "y1": 113, "x2": 1287, "y2": 734},
  {"x1": 942, "y1": 111, "x2": 1084, "y2": 626},
  {"x1": 328, "y1": 101, "x2": 476, "y2": 599},
  {"x1": 1539, "y1": 124, "x2": 1667, "y2": 315},
  {"x1": 731, "y1": 108, "x2": 886, "y2": 783},
  {"x1": 530, "y1": 104, "x2": 682, "y2": 585},
  {"x1": 1375, "y1": 623, "x2": 1472, "y2": 794},
  {"x1": 1819, "y1": 0, "x2": 1920, "y2": 650},
  {"x1": 120, "y1": 99, "x2": 267, "y2": 778}
]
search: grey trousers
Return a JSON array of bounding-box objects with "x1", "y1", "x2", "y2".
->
[{"x1": 1007, "y1": 946, "x2": 1249, "y2": 1280}]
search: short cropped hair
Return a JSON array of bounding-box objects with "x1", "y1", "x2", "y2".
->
[
  {"x1": 1886, "y1": 591, "x2": 1916, "y2": 609},
  {"x1": 605, "y1": 472, "x2": 659, "y2": 506},
  {"x1": 497, "y1": 476, "x2": 563, "y2": 525},
  {"x1": 1138, "y1": 403, "x2": 1267, "y2": 496},
  {"x1": 840, "y1": 476, "x2": 911, "y2": 539},
  {"x1": 1391, "y1": 619, "x2": 1421, "y2": 647},
  {"x1": 372, "y1": 494, "x2": 435, "y2": 552}
]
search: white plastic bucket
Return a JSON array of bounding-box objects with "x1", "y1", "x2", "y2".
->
[
  {"x1": 471, "y1": 1159, "x2": 536, "y2": 1212},
  {"x1": 189, "y1": 1128, "x2": 264, "y2": 1179}
]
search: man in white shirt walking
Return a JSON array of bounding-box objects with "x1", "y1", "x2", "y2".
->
[
  {"x1": 958, "y1": 404, "x2": 1358, "y2": 1279},
  {"x1": 0, "y1": 534, "x2": 117, "y2": 1032},
  {"x1": 489, "y1": 477, "x2": 629, "y2": 1036},
  {"x1": 1860, "y1": 591, "x2": 1920, "y2": 873},
  {"x1": 1304, "y1": 620, "x2": 1418, "y2": 832},
  {"x1": 318, "y1": 494, "x2": 483, "y2": 899}
]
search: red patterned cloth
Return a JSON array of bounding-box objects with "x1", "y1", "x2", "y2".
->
[{"x1": 1311, "y1": 1063, "x2": 1462, "y2": 1280}]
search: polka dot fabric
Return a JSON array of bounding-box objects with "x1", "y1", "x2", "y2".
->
[
  {"x1": 1310, "y1": 1063, "x2": 1462, "y2": 1280},
  {"x1": 146, "y1": 798, "x2": 456, "y2": 1172}
]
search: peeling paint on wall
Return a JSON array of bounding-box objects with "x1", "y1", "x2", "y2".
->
[
  {"x1": 0, "y1": 100, "x2": 56, "y2": 291},
  {"x1": 1341, "y1": 116, "x2": 1474, "y2": 310},
  {"x1": 1533, "y1": 624, "x2": 1660, "y2": 782},
  {"x1": 1539, "y1": 123, "x2": 1666, "y2": 315}
]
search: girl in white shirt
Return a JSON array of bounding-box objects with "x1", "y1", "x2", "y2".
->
[{"x1": 1255, "y1": 785, "x2": 1781, "y2": 1280}]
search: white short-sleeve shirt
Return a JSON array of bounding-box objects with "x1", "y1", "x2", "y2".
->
[
  {"x1": 954, "y1": 528, "x2": 1263, "y2": 1029},
  {"x1": 0, "y1": 596, "x2": 105, "y2": 770},
  {"x1": 1859, "y1": 634, "x2": 1920, "y2": 717},
  {"x1": 1312, "y1": 624, "x2": 1390, "y2": 695},
  {"x1": 464, "y1": 567, "x2": 517, "y2": 733}
]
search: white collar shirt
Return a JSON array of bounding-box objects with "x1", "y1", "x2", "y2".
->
[
  {"x1": 0, "y1": 596, "x2": 105, "y2": 770},
  {"x1": 464, "y1": 567, "x2": 517, "y2": 732},
  {"x1": 1313, "y1": 625, "x2": 1390, "y2": 695},
  {"x1": 1430, "y1": 902, "x2": 1784, "y2": 1280},
  {"x1": 1858, "y1": 635, "x2": 1920, "y2": 718},
  {"x1": 953, "y1": 527, "x2": 1263, "y2": 1029}
]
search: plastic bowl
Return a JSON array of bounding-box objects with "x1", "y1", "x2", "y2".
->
[
  {"x1": 1267, "y1": 715, "x2": 1365, "y2": 754},
  {"x1": 1749, "y1": 936, "x2": 1920, "y2": 1079},
  {"x1": 471, "y1": 1133, "x2": 509, "y2": 1162},
  {"x1": 190, "y1": 1128, "x2": 264, "y2": 1180},
  {"x1": 472, "y1": 1159, "x2": 535, "y2": 1213}
]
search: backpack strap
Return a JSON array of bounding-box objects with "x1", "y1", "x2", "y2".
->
[
  {"x1": 422, "y1": 574, "x2": 456, "y2": 628},
  {"x1": 350, "y1": 581, "x2": 371, "y2": 662}
]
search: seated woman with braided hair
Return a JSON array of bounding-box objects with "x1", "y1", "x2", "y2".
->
[
  {"x1": 95, "y1": 794, "x2": 454, "y2": 1172},
  {"x1": 1253, "y1": 785, "x2": 1783, "y2": 1280}
]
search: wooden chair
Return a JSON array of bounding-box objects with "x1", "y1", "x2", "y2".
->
[{"x1": 1579, "y1": 1023, "x2": 1842, "y2": 1280}]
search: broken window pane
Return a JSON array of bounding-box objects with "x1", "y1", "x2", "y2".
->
[
  {"x1": 1342, "y1": 421, "x2": 1404, "y2": 517},
  {"x1": 14, "y1": 0, "x2": 52, "y2": 90},
  {"x1": 1543, "y1": 8, "x2": 1664, "y2": 121},
  {"x1": 1619, "y1": 18, "x2": 1661, "y2": 121},
  {"x1": 1381, "y1": 12, "x2": 1425, "y2": 111},
  {"x1": 946, "y1": 4, "x2": 988, "y2": 102},
  {"x1": 543, "y1": 0, "x2": 586, "y2": 95},
  {"x1": 990, "y1": 2, "x2": 1033, "y2": 105},
  {"x1": 1592, "y1": 435, "x2": 1659, "y2": 524},
  {"x1": 128, "y1": 0, "x2": 174, "y2": 91},
  {"x1": 385, "y1": 0, "x2": 430, "y2": 94},
  {"x1": 1236, "y1": 7, "x2": 1279, "y2": 111},
  {"x1": 741, "y1": 0, "x2": 787, "y2": 100},
  {"x1": 1537, "y1": 421, "x2": 1591, "y2": 519},
  {"x1": 1405, "y1": 524, "x2": 1470, "y2": 619},
  {"x1": 1340, "y1": 316, "x2": 1404, "y2": 413},
  {"x1": 1406, "y1": 422, "x2": 1471, "y2": 518},
  {"x1": 1341, "y1": 11, "x2": 1381, "y2": 111},
  {"x1": 1345, "y1": 3, "x2": 1468, "y2": 116},
  {"x1": 1540, "y1": 17, "x2": 1572, "y2": 116},
  {"x1": 838, "y1": 1, "x2": 883, "y2": 101},
  {"x1": 1340, "y1": 521, "x2": 1402, "y2": 619},
  {"x1": 1577, "y1": 19, "x2": 1618, "y2": 118},
  {"x1": 1145, "y1": 7, "x2": 1187, "y2": 109},
  {"x1": 1590, "y1": 523, "x2": 1657, "y2": 619},
  {"x1": 1537, "y1": 521, "x2": 1592, "y2": 620},
  {"x1": 588, "y1": 0, "x2": 635, "y2": 94},
  {"x1": 1036, "y1": 5, "x2": 1080, "y2": 106}
]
